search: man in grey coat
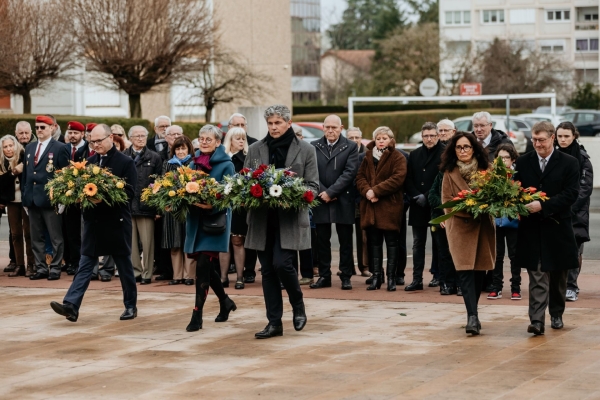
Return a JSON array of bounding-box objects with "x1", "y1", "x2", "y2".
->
[
  {"x1": 245, "y1": 105, "x2": 319, "y2": 339},
  {"x1": 310, "y1": 115, "x2": 358, "y2": 290}
]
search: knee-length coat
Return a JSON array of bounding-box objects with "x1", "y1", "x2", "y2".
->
[{"x1": 441, "y1": 167, "x2": 495, "y2": 271}]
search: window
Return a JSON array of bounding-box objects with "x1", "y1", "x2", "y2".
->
[
  {"x1": 482, "y1": 10, "x2": 504, "y2": 24},
  {"x1": 546, "y1": 9, "x2": 571, "y2": 22},
  {"x1": 576, "y1": 39, "x2": 599, "y2": 52},
  {"x1": 584, "y1": 14, "x2": 599, "y2": 21},
  {"x1": 445, "y1": 10, "x2": 471, "y2": 25},
  {"x1": 541, "y1": 46, "x2": 552, "y2": 52}
]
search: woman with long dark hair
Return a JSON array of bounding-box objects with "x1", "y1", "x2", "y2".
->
[{"x1": 439, "y1": 131, "x2": 495, "y2": 335}]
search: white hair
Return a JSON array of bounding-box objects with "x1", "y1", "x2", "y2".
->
[
  {"x1": 437, "y1": 119, "x2": 455, "y2": 129},
  {"x1": 15, "y1": 121, "x2": 32, "y2": 132},
  {"x1": 166, "y1": 125, "x2": 183, "y2": 136},
  {"x1": 228, "y1": 113, "x2": 247, "y2": 126},
  {"x1": 154, "y1": 115, "x2": 172, "y2": 126},
  {"x1": 324, "y1": 115, "x2": 342, "y2": 125},
  {"x1": 346, "y1": 127, "x2": 362, "y2": 136},
  {"x1": 264, "y1": 105, "x2": 291, "y2": 122},
  {"x1": 128, "y1": 125, "x2": 149, "y2": 138},
  {"x1": 223, "y1": 127, "x2": 248, "y2": 155},
  {"x1": 472, "y1": 111, "x2": 492, "y2": 124},
  {"x1": 199, "y1": 124, "x2": 223, "y2": 141}
]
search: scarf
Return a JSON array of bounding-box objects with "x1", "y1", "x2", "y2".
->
[
  {"x1": 557, "y1": 141, "x2": 583, "y2": 171},
  {"x1": 168, "y1": 154, "x2": 192, "y2": 165},
  {"x1": 373, "y1": 147, "x2": 386, "y2": 161},
  {"x1": 154, "y1": 136, "x2": 167, "y2": 152},
  {"x1": 194, "y1": 152, "x2": 213, "y2": 173},
  {"x1": 457, "y1": 158, "x2": 479, "y2": 184},
  {"x1": 265, "y1": 126, "x2": 295, "y2": 168}
]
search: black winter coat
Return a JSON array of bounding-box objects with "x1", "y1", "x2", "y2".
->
[
  {"x1": 405, "y1": 141, "x2": 444, "y2": 226},
  {"x1": 311, "y1": 136, "x2": 358, "y2": 224},
  {"x1": 572, "y1": 147, "x2": 593, "y2": 244},
  {"x1": 514, "y1": 150, "x2": 580, "y2": 272},
  {"x1": 0, "y1": 152, "x2": 24, "y2": 204},
  {"x1": 484, "y1": 129, "x2": 512, "y2": 162},
  {"x1": 123, "y1": 146, "x2": 163, "y2": 217},
  {"x1": 81, "y1": 146, "x2": 137, "y2": 257},
  {"x1": 74, "y1": 144, "x2": 93, "y2": 162}
]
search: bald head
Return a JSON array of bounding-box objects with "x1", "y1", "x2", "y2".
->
[
  {"x1": 323, "y1": 115, "x2": 343, "y2": 144},
  {"x1": 89, "y1": 124, "x2": 114, "y2": 155}
]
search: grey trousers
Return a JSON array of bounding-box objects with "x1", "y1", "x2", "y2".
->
[
  {"x1": 527, "y1": 263, "x2": 568, "y2": 325},
  {"x1": 567, "y1": 244, "x2": 584, "y2": 291},
  {"x1": 28, "y1": 206, "x2": 63, "y2": 275}
]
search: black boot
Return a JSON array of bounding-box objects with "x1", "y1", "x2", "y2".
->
[
  {"x1": 215, "y1": 296, "x2": 237, "y2": 322},
  {"x1": 367, "y1": 245, "x2": 383, "y2": 291},
  {"x1": 386, "y1": 245, "x2": 398, "y2": 292},
  {"x1": 186, "y1": 309, "x2": 203, "y2": 332}
]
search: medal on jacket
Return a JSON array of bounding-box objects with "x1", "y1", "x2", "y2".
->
[{"x1": 46, "y1": 153, "x2": 54, "y2": 173}]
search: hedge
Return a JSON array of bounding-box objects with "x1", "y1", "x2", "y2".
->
[
  {"x1": 294, "y1": 108, "x2": 530, "y2": 143},
  {"x1": 292, "y1": 102, "x2": 494, "y2": 115}
]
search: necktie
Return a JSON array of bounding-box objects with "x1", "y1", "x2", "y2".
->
[
  {"x1": 89, "y1": 149, "x2": 96, "y2": 157},
  {"x1": 34, "y1": 143, "x2": 42, "y2": 165},
  {"x1": 71, "y1": 146, "x2": 76, "y2": 160},
  {"x1": 540, "y1": 158, "x2": 547, "y2": 172},
  {"x1": 328, "y1": 144, "x2": 333, "y2": 155},
  {"x1": 99, "y1": 156, "x2": 106, "y2": 167}
]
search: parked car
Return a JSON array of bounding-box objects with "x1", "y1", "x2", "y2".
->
[
  {"x1": 533, "y1": 106, "x2": 573, "y2": 115},
  {"x1": 408, "y1": 116, "x2": 528, "y2": 154},
  {"x1": 517, "y1": 113, "x2": 565, "y2": 130},
  {"x1": 560, "y1": 110, "x2": 600, "y2": 136}
]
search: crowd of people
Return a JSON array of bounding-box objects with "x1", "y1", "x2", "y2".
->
[{"x1": 0, "y1": 105, "x2": 592, "y2": 338}]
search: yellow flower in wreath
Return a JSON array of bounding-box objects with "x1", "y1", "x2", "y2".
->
[
  {"x1": 479, "y1": 204, "x2": 488, "y2": 210},
  {"x1": 465, "y1": 199, "x2": 477, "y2": 206},
  {"x1": 168, "y1": 190, "x2": 176, "y2": 197},
  {"x1": 92, "y1": 166, "x2": 101, "y2": 175},
  {"x1": 116, "y1": 181, "x2": 125, "y2": 189},
  {"x1": 67, "y1": 181, "x2": 75, "y2": 189}
]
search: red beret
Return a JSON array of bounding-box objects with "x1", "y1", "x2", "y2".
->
[
  {"x1": 67, "y1": 121, "x2": 85, "y2": 132},
  {"x1": 35, "y1": 116, "x2": 54, "y2": 125},
  {"x1": 85, "y1": 123, "x2": 97, "y2": 132}
]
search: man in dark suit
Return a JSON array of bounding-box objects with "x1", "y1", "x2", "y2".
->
[
  {"x1": 404, "y1": 122, "x2": 443, "y2": 291},
  {"x1": 50, "y1": 124, "x2": 138, "y2": 322},
  {"x1": 146, "y1": 115, "x2": 170, "y2": 160},
  {"x1": 309, "y1": 115, "x2": 358, "y2": 290},
  {"x1": 21, "y1": 116, "x2": 70, "y2": 280},
  {"x1": 515, "y1": 121, "x2": 580, "y2": 335}
]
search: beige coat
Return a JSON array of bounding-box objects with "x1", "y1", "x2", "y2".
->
[{"x1": 441, "y1": 167, "x2": 495, "y2": 271}]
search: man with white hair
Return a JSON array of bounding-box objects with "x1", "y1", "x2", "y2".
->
[
  {"x1": 228, "y1": 113, "x2": 257, "y2": 144},
  {"x1": 471, "y1": 111, "x2": 512, "y2": 162},
  {"x1": 147, "y1": 115, "x2": 171, "y2": 160},
  {"x1": 437, "y1": 119, "x2": 456, "y2": 144}
]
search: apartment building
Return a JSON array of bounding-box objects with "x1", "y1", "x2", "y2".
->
[{"x1": 439, "y1": 0, "x2": 599, "y2": 94}]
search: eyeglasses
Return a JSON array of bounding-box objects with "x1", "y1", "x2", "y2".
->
[
  {"x1": 89, "y1": 136, "x2": 110, "y2": 145},
  {"x1": 531, "y1": 137, "x2": 550, "y2": 143},
  {"x1": 130, "y1": 135, "x2": 146, "y2": 139},
  {"x1": 198, "y1": 137, "x2": 214, "y2": 144},
  {"x1": 112, "y1": 133, "x2": 123, "y2": 137},
  {"x1": 167, "y1": 132, "x2": 183, "y2": 137},
  {"x1": 229, "y1": 123, "x2": 247, "y2": 128},
  {"x1": 156, "y1": 125, "x2": 170, "y2": 129},
  {"x1": 347, "y1": 136, "x2": 361, "y2": 140},
  {"x1": 455, "y1": 145, "x2": 473, "y2": 152},
  {"x1": 500, "y1": 156, "x2": 512, "y2": 160},
  {"x1": 438, "y1": 129, "x2": 453, "y2": 133},
  {"x1": 422, "y1": 134, "x2": 438, "y2": 140},
  {"x1": 473, "y1": 124, "x2": 491, "y2": 129},
  {"x1": 35, "y1": 125, "x2": 47, "y2": 130}
]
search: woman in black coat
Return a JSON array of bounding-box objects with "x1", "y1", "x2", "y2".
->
[
  {"x1": 0, "y1": 135, "x2": 33, "y2": 276},
  {"x1": 555, "y1": 121, "x2": 593, "y2": 301}
]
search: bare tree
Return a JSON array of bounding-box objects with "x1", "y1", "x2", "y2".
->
[
  {"x1": 0, "y1": 0, "x2": 76, "y2": 113},
  {"x1": 179, "y1": 44, "x2": 271, "y2": 122},
  {"x1": 67, "y1": 0, "x2": 214, "y2": 118}
]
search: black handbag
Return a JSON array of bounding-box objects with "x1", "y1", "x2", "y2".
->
[{"x1": 202, "y1": 211, "x2": 227, "y2": 234}]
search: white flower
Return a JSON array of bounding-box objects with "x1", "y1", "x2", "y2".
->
[
  {"x1": 269, "y1": 184, "x2": 283, "y2": 197},
  {"x1": 224, "y1": 183, "x2": 233, "y2": 195},
  {"x1": 237, "y1": 178, "x2": 243, "y2": 186}
]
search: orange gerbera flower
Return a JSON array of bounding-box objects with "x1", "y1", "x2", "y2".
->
[{"x1": 84, "y1": 183, "x2": 98, "y2": 197}]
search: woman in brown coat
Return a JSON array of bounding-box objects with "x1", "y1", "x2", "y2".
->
[
  {"x1": 440, "y1": 131, "x2": 495, "y2": 335},
  {"x1": 356, "y1": 126, "x2": 407, "y2": 291}
]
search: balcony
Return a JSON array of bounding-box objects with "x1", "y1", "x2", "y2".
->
[{"x1": 576, "y1": 22, "x2": 599, "y2": 30}]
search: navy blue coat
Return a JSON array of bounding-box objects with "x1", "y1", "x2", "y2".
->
[
  {"x1": 21, "y1": 138, "x2": 70, "y2": 208},
  {"x1": 81, "y1": 146, "x2": 138, "y2": 257}
]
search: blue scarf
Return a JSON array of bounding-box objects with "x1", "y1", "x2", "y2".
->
[{"x1": 168, "y1": 154, "x2": 192, "y2": 165}]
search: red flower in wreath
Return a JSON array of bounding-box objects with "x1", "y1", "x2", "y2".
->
[
  {"x1": 302, "y1": 190, "x2": 314, "y2": 203},
  {"x1": 250, "y1": 184, "x2": 263, "y2": 198},
  {"x1": 252, "y1": 169, "x2": 263, "y2": 179},
  {"x1": 240, "y1": 167, "x2": 250, "y2": 174},
  {"x1": 258, "y1": 164, "x2": 268, "y2": 170}
]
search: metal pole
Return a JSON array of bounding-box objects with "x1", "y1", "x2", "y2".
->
[
  {"x1": 348, "y1": 98, "x2": 354, "y2": 128},
  {"x1": 506, "y1": 95, "x2": 510, "y2": 133},
  {"x1": 551, "y1": 94, "x2": 556, "y2": 116}
]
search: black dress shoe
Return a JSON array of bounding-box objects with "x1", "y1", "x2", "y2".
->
[
  {"x1": 50, "y1": 301, "x2": 78, "y2": 322},
  {"x1": 29, "y1": 272, "x2": 49, "y2": 280},
  {"x1": 184, "y1": 279, "x2": 194, "y2": 285},
  {"x1": 255, "y1": 324, "x2": 283, "y2": 339},
  {"x1": 169, "y1": 279, "x2": 182, "y2": 285},
  {"x1": 135, "y1": 276, "x2": 142, "y2": 283},
  {"x1": 428, "y1": 278, "x2": 439, "y2": 288},
  {"x1": 440, "y1": 283, "x2": 452, "y2": 295},
  {"x1": 527, "y1": 321, "x2": 545, "y2": 335},
  {"x1": 366, "y1": 276, "x2": 374, "y2": 285},
  {"x1": 215, "y1": 296, "x2": 237, "y2": 322},
  {"x1": 456, "y1": 287, "x2": 463, "y2": 296},
  {"x1": 293, "y1": 304, "x2": 307, "y2": 331},
  {"x1": 395, "y1": 277, "x2": 405, "y2": 286},
  {"x1": 341, "y1": 278, "x2": 352, "y2": 290},
  {"x1": 244, "y1": 276, "x2": 255, "y2": 284},
  {"x1": 90, "y1": 274, "x2": 98, "y2": 281},
  {"x1": 309, "y1": 277, "x2": 332, "y2": 289},
  {"x1": 66, "y1": 265, "x2": 77, "y2": 275},
  {"x1": 155, "y1": 274, "x2": 171, "y2": 281},
  {"x1": 404, "y1": 280, "x2": 423, "y2": 291},
  {"x1": 47, "y1": 273, "x2": 61, "y2": 281},
  {"x1": 186, "y1": 309, "x2": 202, "y2": 331},
  {"x1": 465, "y1": 315, "x2": 480, "y2": 335},
  {"x1": 120, "y1": 307, "x2": 137, "y2": 320},
  {"x1": 228, "y1": 264, "x2": 236, "y2": 274},
  {"x1": 100, "y1": 275, "x2": 112, "y2": 282},
  {"x1": 140, "y1": 279, "x2": 151, "y2": 285},
  {"x1": 551, "y1": 316, "x2": 564, "y2": 329}
]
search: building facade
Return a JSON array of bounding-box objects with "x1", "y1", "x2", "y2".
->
[
  {"x1": 439, "y1": 0, "x2": 599, "y2": 93},
  {"x1": 291, "y1": 0, "x2": 321, "y2": 103}
]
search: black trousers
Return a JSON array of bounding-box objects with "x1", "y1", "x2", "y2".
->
[
  {"x1": 8, "y1": 225, "x2": 15, "y2": 263},
  {"x1": 355, "y1": 216, "x2": 365, "y2": 271},
  {"x1": 492, "y1": 227, "x2": 521, "y2": 293},
  {"x1": 457, "y1": 270, "x2": 486, "y2": 317},
  {"x1": 64, "y1": 207, "x2": 82, "y2": 269},
  {"x1": 243, "y1": 249, "x2": 259, "y2": 279},
  {"x1": 411, "y1": 225, "x2": 438, "y2": 281},
  {"x1": 315, "y1": 223, "x2": 354, "y2": 280},
  {"x1": 432, "y1": 227, "x2": 457, "y2": 287},
  {"x1": 64, "y1": 254, "x2": 137, "y2": 311},
  {"x1": 567, "y1": 243, "x2": 584, "y2": 291},
  {"x1": 153, "y1": 218, "x2": 173, "y2": 278},
  {"x1": 292, "y1": 249, "x2": 313, "y2": 279},
  {"x1": 257, "y1": 223, "x2": 304, "y2": 326},
  {"x1": 366, "y1": 227, "x2": 400, "y2": 264}
]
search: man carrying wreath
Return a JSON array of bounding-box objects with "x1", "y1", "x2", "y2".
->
[
  {"x1": 50, "y1": 124, "x2": 138, "y2": 322},
  {"x1": 244, "y1": 105, "x2": 319, "y2": 339}
]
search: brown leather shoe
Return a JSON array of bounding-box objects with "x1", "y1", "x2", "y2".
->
[
  {"x1": 25, "y1": 265, "x2": 35, "y2": 277},
  {"x1": 8, "y1": 265, "x2": 25, "y2": 277},
  {"x1": 360, "y1": 268, "x2": 372, "y2": 277}
]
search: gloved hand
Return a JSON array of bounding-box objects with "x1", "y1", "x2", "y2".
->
[{"x1": 413, "y1": 194, "x2": 427, "y2": 207}]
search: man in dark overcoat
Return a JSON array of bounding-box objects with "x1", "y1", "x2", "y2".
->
[
  {"x1": 50, "y1": 124, "x2": 138, "y2": 322},
  {"x1": 310, "y1": 115, "x2": 358, "y2": 290},
  {"x1": 515, "y1": 121, "x2": 580, "y2": 335},
  {"x1": 404, "y1": 122, "x2": 443, "y2": 291},
  {"x1": 21, "y1": 115, "x2": 70, "y2": 280}
]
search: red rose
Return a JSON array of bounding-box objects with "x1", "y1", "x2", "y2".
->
[
  {"x1": 540, "y1": 192, "x2": 547, "y2": 197},
  {"x1": 252, "y1": 169, "x2": 263, "y2": 179},
  {"x1": 529, "y1": 187, "x2": 537, "y2": 194},
  {"x1": 507, "y1": 172, "x2": 512, "y2": 178},
  {"x1": 216, "y1": 193, "x2": 222, "y2": 199},
  {"x1": 258, "y1": 164, "x2": 269, "y2": 170},
  {"x1": 250, "y1": 184, "x2": 263, "y2": 198},
  {"x1": 458, "y1": 192, "x2": 465, "y2": 199},
  {"x1": 284, "y1": 170, "x2": 294, "y2": 176},
  {"x1": 240, "y1": 168, "x2": 250, "y2": 174},
  {"x1": 471, "y1": 189, "x2": 479, "y2": 194},
  {"x1": 453, "y1": 197, "x2": 461, "y2": 201},
  {"x1": 302, "y1": 190, "x2": 314, "y2": 203}
]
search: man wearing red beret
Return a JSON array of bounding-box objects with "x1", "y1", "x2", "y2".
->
[{"x1": 21, "y1": 116, "x2": 70, "y2": 280}]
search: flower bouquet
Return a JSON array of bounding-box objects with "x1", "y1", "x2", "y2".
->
[
  {"x1": 214, "y1": 164, "x2": 319, "y2": 211},
  {"x1": 141, "y1": 166, "x2": 220, "y2": 221},
  {"x1": 430, "y1": 157, "x2": 549, "y2": 225},
  {"x1": 45, "y1": 160, "x2": 128, "y2": 209}
]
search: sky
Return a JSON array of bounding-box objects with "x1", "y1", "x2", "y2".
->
[{"x1": 321, "y1": 0, "x2": 348, "y2": 33}]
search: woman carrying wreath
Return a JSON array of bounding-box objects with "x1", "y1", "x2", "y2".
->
[
  {"x1": 440, "y1": 131, "x2": 495, "y2": 335},
  {"x1": 184, "y1": 125, "x2": 236, "y2": 332}
]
